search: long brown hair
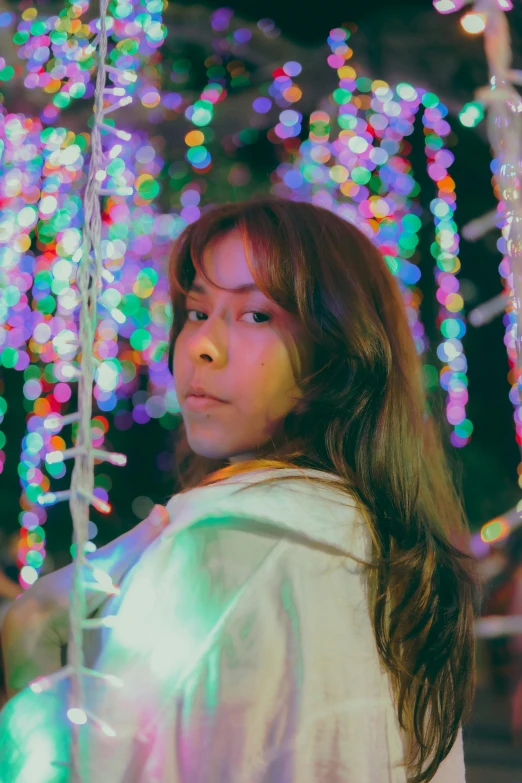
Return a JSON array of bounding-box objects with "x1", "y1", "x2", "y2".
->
[{"x1": 167, "y1": 196, "x2": 479, "y2": 783}]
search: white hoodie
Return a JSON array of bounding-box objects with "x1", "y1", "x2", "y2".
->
[{"x1": 0, "y1": 468, "x2": 466, "y2": 782}]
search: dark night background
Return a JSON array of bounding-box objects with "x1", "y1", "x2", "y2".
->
[{"x1": 1, "y1": 0, "x2": 521, "y2": 571}]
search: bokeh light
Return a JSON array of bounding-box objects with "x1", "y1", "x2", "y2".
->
[{"x1": 460, "y1": 12, "x2": 486, "y2": 35}]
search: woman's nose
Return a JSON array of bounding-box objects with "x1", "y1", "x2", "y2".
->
[{"x1": 187, "y1": 324, "x2": 227, "y2": 367}]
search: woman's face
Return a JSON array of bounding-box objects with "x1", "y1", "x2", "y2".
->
[{"x1": 173, "y1": 229, "x2": 312, "y2": 462}]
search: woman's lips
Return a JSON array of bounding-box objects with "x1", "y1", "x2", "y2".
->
[{"x1": 184, "y1": 395, "x2": 227, "y2": 410}]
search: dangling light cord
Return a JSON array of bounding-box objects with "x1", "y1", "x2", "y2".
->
[
  {"x1": 66, "y1": 0, "x2": 111, "y2": 777},
  {"x1": 434, "y1": 1, "x2": 522, "y2": 568},
  {"x1": 471, "y1": 1, "x2": 522, "y2": 542},
  {"x1": 32, "y1": 0, "x2": 136, "y2": 776}
]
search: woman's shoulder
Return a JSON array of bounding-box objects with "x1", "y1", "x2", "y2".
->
[{"x1": 164, "y1": 468, "x2": 369, "y2": 561}]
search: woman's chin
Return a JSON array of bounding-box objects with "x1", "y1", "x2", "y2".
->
[
  {"x1": 187, "y1": 438, "x2": 232, "y2": 461},
  {"x1": 189, "y1": 439, "x2": 259, "y2": 463}
]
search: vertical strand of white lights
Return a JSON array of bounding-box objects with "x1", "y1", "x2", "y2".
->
[
  {"x1": 475, "y1": 2, "x2": 522, "y2": 369},
  {"x1": 67, "y1": 1, "x2": 110, "y2": 776},
  {"x1": 32, "y1": 0, "x2": 134, "y2": 777},
  {"x1": 469, "y1": 0, "x2": 522, "y2": 543},
  {"x1": 475, "y1": 3, "x2": 522, "y2": 512},
  {"x1": 433, "y1": 0, "x2": 522, "y2": 546}
]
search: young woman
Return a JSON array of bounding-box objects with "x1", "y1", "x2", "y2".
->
[{"x1": 0, "y1": 197, "x2": 479, "y2": 782}]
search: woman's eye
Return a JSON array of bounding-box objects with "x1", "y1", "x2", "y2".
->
[
  {"x1": 186, "y1": 310, "x2": 207, "y2": 321},
  {"x1": 242, "y1": 311, "x2": 271, "y2": 324},
  {"x1": 185, "y1": 310, "x2": 271, "y2": 324}
]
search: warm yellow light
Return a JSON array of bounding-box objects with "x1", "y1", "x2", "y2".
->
[
  {"x1": 185, "y1": 130, "x2": 204, "y2": 147},
  {"x1": 460, "y1": 12, "x2": 486, "y2": 34}
]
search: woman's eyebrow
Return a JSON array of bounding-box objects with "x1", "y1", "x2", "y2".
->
[{"x1": 188, "y1": 281, "x2": 262, "y2": 295}]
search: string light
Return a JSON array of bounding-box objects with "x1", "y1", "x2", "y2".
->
[
  {"x1": 423, "y1": 95, "x2": 472, "y2": 447},
  {"x1": 433, "y1": 0, "x2": 465, "y2": 12},
  {"x1": 461, "y1": 11, "x2": 487, "y2": 34},
  {"x1": 271, "y1": 30, "x2": 473, "y2": 440},
  {"x1": 436, "y1": 0, "x2": 522, "y2": 523},
  {"x1": 459, "y1": 101, "x2": 484, "y2": 127}
]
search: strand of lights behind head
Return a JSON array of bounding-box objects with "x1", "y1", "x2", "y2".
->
[
  {"x1": 434, "y1": 0, "x2": 518, "y2": 547},
  {"x1": 269, "y1": 28, "x2": 430, "y2": 371},
  {"x1": 182, "y1": 7, "x2": 232, "y2": 177},
  {"x1": 288, "y1": 28, "x2": 431, "y2": 359},
  {"x1": 478, "y1": 4, "x2": 522, "y2": 492},
  {"x1": 370, "y1": 82, "x2": 427, "y2": 357},
  {"x1": 330, "y1": 31, "x2": 427, "y2": 360},
  {"x1": 267, "y1": 58, "x2": 305, "y2": 192},
  {"x1": 175, "y1": 8, "x2": 236, "y2": 231},
  {"x1": 498, "y1": 226, "x2": 522, "y2": 460},
  {"x1": 323, "y1": 27, "x2": 470, "y2": 435},
  {"x1": 323, "y1": 27, "x2": 471, "y2": 438},
  {"x1": 423, "y1": 96, "x2": 472, "y2": 447}
]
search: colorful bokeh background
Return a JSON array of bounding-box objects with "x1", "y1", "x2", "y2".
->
[{"x1": 0, "y1": 0, "x2": 520, "y2": 584}]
